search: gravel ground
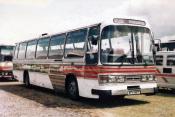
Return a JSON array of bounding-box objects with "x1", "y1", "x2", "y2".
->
[{"x1": 0, "y1": 80, "x2": 174, "y2": 117}]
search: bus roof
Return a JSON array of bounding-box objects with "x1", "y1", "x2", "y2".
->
[
  {"x1": 15, "y1": 18, "x2": 150, "y2": 44},
  {"x1": 16, "y1": 23, "x2": 101, "y2": 44}
]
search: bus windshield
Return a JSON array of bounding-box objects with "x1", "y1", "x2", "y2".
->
[
  {"x1": 101, "y1": 25, "x2": 154, "y2": 65},
  {"x1": 0, "y1": 46, "x2": 14, "y2": 55},
  {"x1": 0, "y1": 46, "x2": 13, "y2": 62}
]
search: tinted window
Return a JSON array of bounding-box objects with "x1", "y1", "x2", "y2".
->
[
  {"x1": 167, "y1": 55, "x2": 175, "y2": 66},
  {"x1": 65, "y1": 29, "x2": 87, "y2": 58},
  {"x1": 18, "y1": 43, "x2": 27, "y2": 59},
  {"x1": 49, "y1": 34, "x2": 65, "y2": 59},
  {"x1": 36, "y1": 38, "x2": 50, "y2": 59},
  {"x1": 155, "y1": 55, "x2": 163, "y2": 66},
  {"x1": 26, "y1": 40, "x2": 37, "y2": 59}
]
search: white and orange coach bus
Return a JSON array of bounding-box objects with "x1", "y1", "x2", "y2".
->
[
  {"x1": 13, "y1": 18, "x2": 158, "y2": 99},
  {"x1": 0, "y1": 45, "x2": 14, "y2": 79}
]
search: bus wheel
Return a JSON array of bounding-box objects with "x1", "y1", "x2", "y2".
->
[
  {"x1": 66, "y1": 78, "x2": 79, "y2": 100},
  {"x1": 24, "y1": 72, "x2": 30, "y2": 87}
]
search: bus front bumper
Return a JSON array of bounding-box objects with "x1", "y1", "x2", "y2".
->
[
  {"x1": 91, "y1": 83, "x2": 157, "y2": 97},
  {"x1": 0, "y1": 71, "x2": 14, "y2": 78}
]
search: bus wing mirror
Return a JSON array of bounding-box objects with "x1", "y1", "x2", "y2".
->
[{"x1": 89, "y1": 35, "x2": 98, "y2": 45}]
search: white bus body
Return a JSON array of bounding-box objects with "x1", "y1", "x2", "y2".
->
[
  {"x1": 0, "y1": 45, "x2": 14, "y2": 79},
  {"x1": 156, "y1": 51, "x2": 175, "y2": 89},
  {"x1": 13, "y1": 18, "x2": 157, "y2": 99}
]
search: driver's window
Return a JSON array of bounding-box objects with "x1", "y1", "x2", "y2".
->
[{"x1": 86, "y1": 26, "x2": 100, "y2": 64}]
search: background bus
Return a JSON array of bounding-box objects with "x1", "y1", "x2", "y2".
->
[
  {"x1": 0, "y1": 45, "x2": 14, "y2": 79},
  {"x1": 13, "y1": 18, "x2": 157, "y2": 100},
  {"x1": 155, "y1": 40, "x2": 175, "y2": 51},
  {"x1": 155, "y1": 40, "x2": 175, "y2": 90}
]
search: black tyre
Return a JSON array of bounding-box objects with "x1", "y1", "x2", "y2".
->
[
  {"x1": 66, "y1": 78, "x2": 79, "y2": 100},
  {"x1": 100, "y1": 95, "x2": 125, "y2": 101},
  {"x1": 114, "y1": 95, "x2": 125, "y2": 99},
  {"x1": 23, "y1": 72, "x2": 30, "y2": 87}
]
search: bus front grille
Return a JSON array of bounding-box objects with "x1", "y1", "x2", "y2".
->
[{"x1": 125, "y1": 75, "x2": 141, "y2": 82}]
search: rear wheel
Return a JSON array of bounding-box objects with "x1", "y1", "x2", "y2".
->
[
  {"x1": 66, "y1": 77, "x2": 79, "y2": 100},
  {"x1": 23, "y1": 72, "x2": 30, "y2": 87}
]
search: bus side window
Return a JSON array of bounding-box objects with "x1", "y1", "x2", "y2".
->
[
  {"x1": 36, "y1": 38, "x2": 50, "y2": 59},
  {"x1": 64, "y1": 29, "x2": 87, "y2": 58},
  {"x1": 18, "y1": 43, "x2": 27, "y2": 59},
  {"x1": 14, "y1": 44, "x2": 19, "y2": 59},
  {"x1": 13, "y1": 46, "x2": 16, "y2": 58},
  {"x1": 49, "y1": 34, "x2": 65, "y2": 59},
  {"x1": 26, "y1": 40, "x2": 37, "y2": 59},
  {"x1": 167, "y1": 55, "x2": 175, "y2": 66},
  {"x1": 155, "y1": 55, "x2": 163, "y2": 66},
  {"x1": 86, "y1": 26, "x2": 100, "y2": 64}
]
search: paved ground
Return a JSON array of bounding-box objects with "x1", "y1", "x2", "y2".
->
[{"x1": 0, "y1": 79, "x2": 175, "y2": 117}]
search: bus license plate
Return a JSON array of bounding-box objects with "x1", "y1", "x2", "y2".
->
[{"x1": 128, "y1": 90, "x2": 141, "y2": 95}]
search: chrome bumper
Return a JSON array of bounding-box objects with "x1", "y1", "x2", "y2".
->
[
  {"x1": 112, "y1": 88, "x2": 157, "y2": 95},
  {"x1": 92, "y1": 83, "x2": 157, "y2": 96},
  {"x1": 92, "y1": 88, "x2": 157, "y2": 96}
]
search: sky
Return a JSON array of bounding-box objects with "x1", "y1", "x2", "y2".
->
[{"x1": 0, "y1": 0, "x2": 175, "y2": 45}]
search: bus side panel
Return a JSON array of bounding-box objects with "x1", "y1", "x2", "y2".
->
[
  {"x1": 24, "y1": 63, "x2": 54, "y2": 89},
  {"x1": 157, "y1": 75, "x2": 175, "y2": 89},
  {"x1": 76, "y1": 65, "x2": 99, "y2": 98},
  {"x1": 77, "y1": 78, "x2": 99, "y2": 98},
  {"x1": 28, "y1": 71, "x2": 54, "y2": 89},
  {"x1": 13, "y1": 62, "x2": 54, "y2": 89},
  {"x1": 49, "y1": 64, "x2": 66, "y2": 91},
  {"x1": 13, "y1": 63, "x2": 24, "y2": 82}
]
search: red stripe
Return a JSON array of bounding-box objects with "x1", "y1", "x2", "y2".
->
[
  {"x1": 64, "y1": 68, "x2": 156, "y2": 71},
  {"x1": 0, "y1": 66, "x2": 12, "y2": 70},
  {"x1": 63, "y1": 65, "x2": 156, "y2": 69},
  {"x1": 156, "y1": 74, "x2": 175, "y2": 78},
  {"x1": 64, "y1": 70, "x2": 157, "y2": 74},
  {"x1": 62, "y1": 65, "x2": 157, "y2": 79}
]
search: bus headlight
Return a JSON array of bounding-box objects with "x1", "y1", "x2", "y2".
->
[
  {"x1": 99, "y1": 75, "x2": 109, "y2": 84},
  {"x1": 141, "y1": 75, "x2": 155, "y2": 81},
  {"x1": 116, "y1": 75, "x2": 125, "y2": 83},
  {"x1": 147, "y1": 75, "x2": 155, "y2": 81},
  {"x1": 141, "y1": 75, "x2": 147, "y2": 81},
  {"x1": 99, "y1": 75, "x2": 125, "y2": 84}
]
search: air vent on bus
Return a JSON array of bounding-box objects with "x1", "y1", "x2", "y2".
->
[{"x1": 163, "y1": 68, "x2": 172, "y2": 73}]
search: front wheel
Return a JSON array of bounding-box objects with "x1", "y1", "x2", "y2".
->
[{"x1": 66, "y1": 78, "x2": 79, "y2": 100}]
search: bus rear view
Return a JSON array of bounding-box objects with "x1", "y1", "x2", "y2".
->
[{"x1": 0, "y1": 45, "x2": 14, "y2": 79}]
